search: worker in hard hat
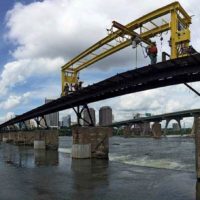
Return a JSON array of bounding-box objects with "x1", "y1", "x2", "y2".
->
[{"x1": 146, "y1": 42, "x2": 158, "y2": 65}]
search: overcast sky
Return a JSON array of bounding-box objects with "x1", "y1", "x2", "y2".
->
[{"x1": 0, "y1": 0, "x2": 200, "y2": 127}]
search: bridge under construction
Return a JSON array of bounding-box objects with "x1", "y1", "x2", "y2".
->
[{"x1": 2, "y1": 1, "x2": 200, "y2": 180}]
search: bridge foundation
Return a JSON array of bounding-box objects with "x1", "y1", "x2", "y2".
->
[
  {"x1": 34, "y1": 140, "x2": 46, "y2": 149},
  {"x1": 1, "y1": 130, "x2": 58, "y2": 150},
  {"x1": 71, "y1": 127, "x2": 112, "y2": 159},
  {"x1": 191, "y1": 117, "x2": 198, "y2": 136},
  {"x1": 194, "y1": 117, "x2": 200, "y2": 179},
  {"x1": 152, "y1": 122, "x2": 162, "y2": 139},
  {"x1": 2, "y1": 137, "x2": 8, "y2": 142}
]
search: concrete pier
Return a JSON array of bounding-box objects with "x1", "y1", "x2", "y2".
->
[
  {"x1": 72, "y1": 127, "x2": 112, "y2": 159},
  {"x1": 194, "y1": 117, "x2": 200, "y2": 179},
  {"x1": 72, "y1": 144, "x2": 91, "y2": 158},
  {"x1": 152, "y1": 122, "x2": 162, "y2": 139},
  {"x1": 0, "y1": 130, "x2": 58, "y2": 150},
  {"x1": 34, "y1": 140, "x2": 46, "y2": 149},
  {"x1": 2, "y1": 137, "x2": 8, "y2": 142}
]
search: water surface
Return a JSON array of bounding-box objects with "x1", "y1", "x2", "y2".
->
[{"x1": 0, "y1": 136, "x2": 197, "y2": 200}]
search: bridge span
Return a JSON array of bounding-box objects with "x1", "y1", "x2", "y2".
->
[
  {"x1": 110, "y1": 108, "x2": 200, "y2": 128},
  {"x1": 1, "y1": 54, "x2": 200, "y2": 128}
]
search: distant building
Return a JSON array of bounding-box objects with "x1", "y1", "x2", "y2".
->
[
  {"x1": 59, "y1": 121, "x2": 63, "y2": 127},
  {"x1": 83, "y1": 108, "x2": 96, "y2": 126},
  {"x1": 99, "y1": 106, "x2": 112, "y2": 126},
  {"x1": 30, "y1": 120, "x2": 36, "y2": 128},
  {"x1": 62, "y1": 115, "x2": 71, "y2": 127},
  {"x1": 44, "y1": 98, "x2": 59, "y2": 128},
  {"x1": 172, "y1": 123, "x2": 180, "y2": 131},
  {"x1": 134, "y1": 113, "x2": 141, "y2": 119},
  {"x1": 24, "y1": 120, "x2": 31, "y2": 129}
]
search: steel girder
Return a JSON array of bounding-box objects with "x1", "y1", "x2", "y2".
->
[{"x1": 1, "y1": 54, "x2": 200, "y2": 128}]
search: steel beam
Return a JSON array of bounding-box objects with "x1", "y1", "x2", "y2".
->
[{"x1": 1, "y1": 54, "x2": 200, "y2": 128}]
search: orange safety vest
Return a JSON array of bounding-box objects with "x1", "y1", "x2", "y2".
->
[{"x1": 149, "y1": 46, "x2": 157, "y2": 54}]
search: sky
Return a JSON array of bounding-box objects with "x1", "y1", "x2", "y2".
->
[{"x1": 0, "y1": 0, "x2": 200, "y2": 127}]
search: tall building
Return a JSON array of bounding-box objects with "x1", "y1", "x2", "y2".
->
[
  {"x1": 45, "y1": 98, "x2": 59, "y2": 128},
  {"x1": 62, "y1": 115, "x2": 71, "y2": 127},
  {"x1": 83, "y1": 108, "x2": 96, "y2": 126},
  {"x1": 99, "y1": 106, "x2": 112, "y2": 126}
]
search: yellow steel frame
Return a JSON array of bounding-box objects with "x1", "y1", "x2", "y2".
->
[{"x1": 61, "y1": 1, "x2": 191, "y2": 95}]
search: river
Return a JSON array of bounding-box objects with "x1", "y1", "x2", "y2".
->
[{"x1": 0, "y1": 136, "x2": 198, "y2": 200}]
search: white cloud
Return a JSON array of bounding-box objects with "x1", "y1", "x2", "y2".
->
[
  {"x1": 5, "y1": 0, "x2": 110, "y2": 59},
  {"x1": 0, "y1": 112, "x2": 15, "y2": 124},
  {"x1": 0, "y1": 57, "x2": 64, "y2": 95},
  {"x1": 118, "y1": 90, "x2": 165, "y2": 112},
  {"x1": 0, "y1": 92, "x2": 31, "y2": 110}
]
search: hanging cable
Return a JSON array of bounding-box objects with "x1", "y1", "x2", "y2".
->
[
  {"x1": 160, "y1": 33, "x2": 163, "y2": 52},
  {"x1": 135, "y1": 45, "x2": 138, "y2": 68},
  {"x1": 140, "y1": 43, "x2": 148, "y2": 58}
]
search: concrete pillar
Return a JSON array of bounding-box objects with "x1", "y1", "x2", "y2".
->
[
  {"x1": 175, "y1": 118, "x2": 182, "y2": 135},
  {"x1": 176, "y1": 118, "x2": 182, "y2": 130},
  {"x1": 197, "y1": 181, "x2": 200, "y2": 199},
  {"x1": 123, "y1": 125, "x2": 132, "y2": 137},
  {"x1": 2, "y1": 137, "x2": 8, "y2": 142},
  {"x1": 164, "y1": 119, "x2": 170, "y2": 136},
  {"x1": 34, "y1": 140, "x2": 46, "y2": 149},
  {"x1": 72, "y1": 144, "x2": 91, "y2": 159},
  {"x1": 1, "y1": 130, "x2": 58, "y2": 149},
  {"x1": 152, "y1": 122, "x2": 162, "y2": 139},
  {"x1": 141, "y1": 122, "x2": 151, "y2": 136},
  {"x1": 72, "y1": 127, "x2": 112, "y2": 159},
  {"x1": 194, "y1": 117, "x2": 200, "y2": 179},
  {"x1": 191, "y1": 116, "x2": 197, "y2": 136}
]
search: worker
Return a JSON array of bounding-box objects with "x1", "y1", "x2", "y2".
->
[
  {"x1": 63, "y1": 83, "x2": 69, "y2": 96},
  {"x1": 74, "y1": 80, "x2": 83, "y2": 91},
  {"x1": 146, "y1": 42, "x2": 158, "y2": 65},
  {"x1": 78, "y1": 81, "x2": 83, "y2": 89}
]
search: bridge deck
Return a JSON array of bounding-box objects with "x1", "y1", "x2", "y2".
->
[
  {"x1": 110, "y1": 108, "x2": 200, "y2": 127},
  {"x1": 1, "y1": 54, "x2": 200, "y2": 128}
]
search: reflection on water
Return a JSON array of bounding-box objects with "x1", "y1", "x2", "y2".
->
[
  {"x1": 34, "y1": 150, "x2": 58, "y2": 166},
  {"x1": 2, "y1": 143, "x2": 33, "y2": 168},
  {"x1": 1, "y1": 143, "x2": 58, "y2": 167},
  {"x1": 0, "y1": 136, "x2": 198, "y2": 200},
  {"x1": 71, "y1": 159, "x2": 109, "y2": 200}
]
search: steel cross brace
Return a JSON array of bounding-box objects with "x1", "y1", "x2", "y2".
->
[
  {"x1": 184, "y1": 83, "x2": 200, "y2": 96},
  {"x1": 34, "y1": 116, "x2": 49, "y2": 129},
  {"x1": 73, "y1": 104, "x2": 94, "y2": 126}
]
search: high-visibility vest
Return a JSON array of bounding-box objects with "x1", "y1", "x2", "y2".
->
[{"x1": 149, "y1": 46, "x2": 157, "y2": 54}]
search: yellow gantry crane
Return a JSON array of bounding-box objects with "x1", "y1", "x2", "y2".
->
[{"x1": 61, "y1": 1, "x2": 191, "y2": 96}]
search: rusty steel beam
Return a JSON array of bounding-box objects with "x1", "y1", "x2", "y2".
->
[{"x1": 1, "y1": 54, "x2": 200, "y2": 128}]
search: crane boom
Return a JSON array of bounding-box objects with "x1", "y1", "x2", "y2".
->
[{"x1": 61, "y1": 1, "x2": 191, "y2": 96}]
